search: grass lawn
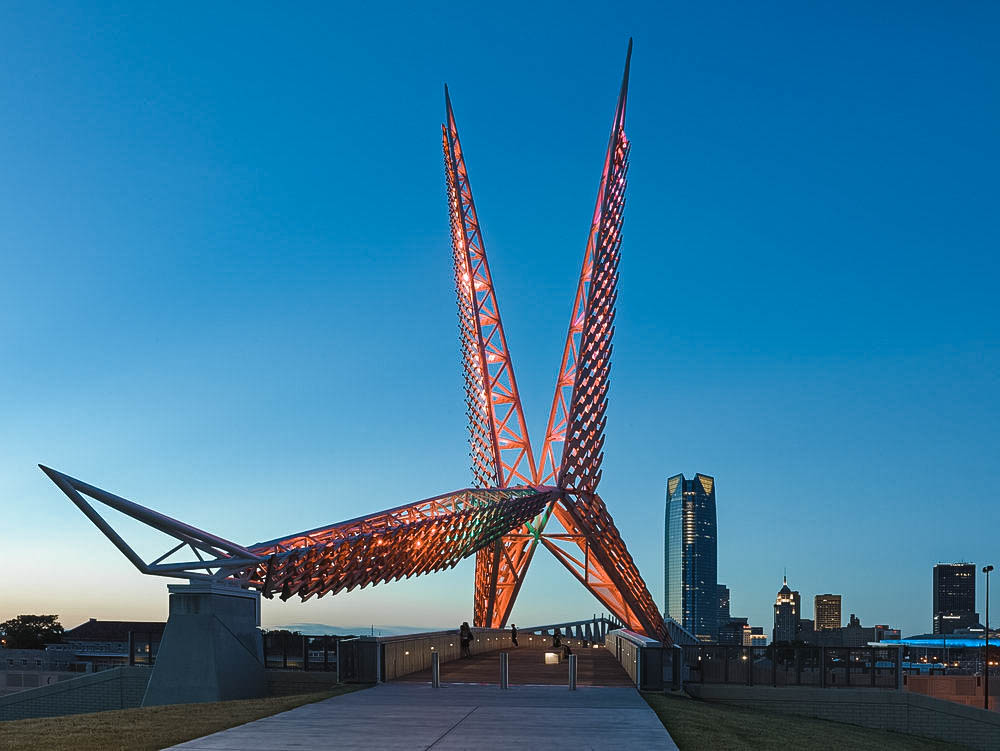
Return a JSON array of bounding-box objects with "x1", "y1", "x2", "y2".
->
[
  {"x1": 642, "y1": 691, "x2": 969, "y2": 751},
  {"x1": 0, "y1": 684, "x2": 368, "y2": 751}
]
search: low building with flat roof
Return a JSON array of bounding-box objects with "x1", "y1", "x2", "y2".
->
[{"x1": 60, "y1": 618, "x2": 165, "y2": 669}]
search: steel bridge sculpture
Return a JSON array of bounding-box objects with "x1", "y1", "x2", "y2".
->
[
  {"x1": 444, "y1": 40, "x2": 665, "y2": 642},
  {"x1": 41, "y1": 39, "x2": 668, "y2": 644}
]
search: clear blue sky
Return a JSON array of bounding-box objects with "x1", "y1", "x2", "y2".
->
[{"x1": 1, "y1": 2, "x2": 997, "y2": 637}]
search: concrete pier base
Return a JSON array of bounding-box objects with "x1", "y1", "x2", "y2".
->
[{"x1": 142, "y1": 582, "x2": 266, "y2": 706}]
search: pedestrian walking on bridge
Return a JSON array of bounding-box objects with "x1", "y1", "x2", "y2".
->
[
  {"x1": 510, "y1": 623, "x2": 518, "y2": 647},
  {"x1": 459, "y1": 621, "x2": 474, "y2": 658}
]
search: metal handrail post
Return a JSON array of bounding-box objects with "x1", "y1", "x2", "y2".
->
[
  {"x1": 431, "y1": 651, "x2": 441, "y2": 688},
  {"x1": 500, "y1": 652, "x2": 509, "y2": 689},
  {"x1": 568, "y1": 653, "x2": 577, "y2": 690}
]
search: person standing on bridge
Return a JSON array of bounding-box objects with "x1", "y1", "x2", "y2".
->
[
  {"x1": 552, "y1": 628, "x2": 562, "y2": 649},
  {"x1": 510, "y1": 623, "x2": 518, "y2": 647},
  {"x1": 459, "y1": 621, "x2": 474, "y2": 658}
]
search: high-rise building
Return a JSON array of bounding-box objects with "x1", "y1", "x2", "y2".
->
[
  {"x1": 664, "y1": 473, "x2": 718, "y2": 641},
  {"x1": 719, "y1": 616, "x2": 747, "y2": 645},
  {"x1": 717, "y1": 584, "x2": 731, "y2": 624},
  {"x1": 933, "y1": 563, "x2": 979, "y2": 634},
  {"x1": 814, "y1": 594, "x2": 842, "y2": 630},
  {"x1": 773, "y1": 576, "x2": 800, "y2": 643}
]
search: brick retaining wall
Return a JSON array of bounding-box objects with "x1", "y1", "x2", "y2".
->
[{"x1": 905, "y1": 674, "x2": 997, "y2": 711}]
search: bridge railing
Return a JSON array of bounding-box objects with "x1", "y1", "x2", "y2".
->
[
  {"x1": 520, "y1": 615, "x2": 623, "y2": 643},
  {"x1": 376, "y1": 628, "x2": 514, "y2": 681},
  {"x1": 332, "y1": 628, "x2": 527, "y2": 682},
  {"x1": 606, "y1": 628, "x2": 667, "y2": 691},
  {"x1": 263, "y1": 626, "x2": 602, "y2": 682}
]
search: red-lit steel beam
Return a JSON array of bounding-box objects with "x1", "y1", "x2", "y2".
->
[
  {"x1": 545, "y1": 489, "x2": 666, "y2": 641},
  {"x1": 543, "y1": 39, "x2": 630, "y2": 491},
  {"x1": 443, "y1": 87, "x2": 537, "y2": 491},
  {"x1": 466, "y1": 42, "x2": 663, "y2": 638},
  {"x1": 536, "y1": 43, "x2": 665, "y2": 641},
  {"x1": 443, "y1": 87, "x2": 540, "y2": 628}
]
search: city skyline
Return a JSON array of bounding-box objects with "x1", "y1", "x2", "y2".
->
[{"x1": 1, "y1": 3, "x2": 998, "y2": 638}]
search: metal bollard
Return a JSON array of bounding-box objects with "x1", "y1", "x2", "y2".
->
[
  {"x1": 500, "y1": 652, "x2": 509, "y2": 689},
  {"x1": 568, "y1": 654, "x2": 577, "y2": 690},
  {"x1": 431, "y1": 651, "x2": 440, "y2": 688}
]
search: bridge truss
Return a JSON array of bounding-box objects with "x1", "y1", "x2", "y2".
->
[
  {"x1": 41, "y1": 464, "x2": 555, "y2": 600},
  {"x1": 443, "y1": 40, "x2": 667, "y2": 642},
  {"x1": 41, "y1": 39, "x2": 667, "y2": 645}
]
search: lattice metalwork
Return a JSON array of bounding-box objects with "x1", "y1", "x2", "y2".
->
[
  {"x1": 447, "y1": 41, "x2": 668, "y2": 642},
  {"x1": 443, "y1": 86, "x2": 536, "y2": 491},
  {"x1": 41, "y1": 464, "x2": 550, "y2": 602},
  {"x1": 443, "y1": 85, "x2": 542, "y2": 628},
  {"x1": 41, "y1": 38, "x2": 668, "y2": 645},
  {"x1": 246, "y1": 488, "x2": 554, "y2": 601},
  {"x1": 538, "y1": 45, "x2": 630, "y2": 491}
]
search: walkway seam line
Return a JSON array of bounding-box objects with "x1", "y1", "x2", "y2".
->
[{"x1": 424, "y1": 704, "x2": 480, "y2": 750}]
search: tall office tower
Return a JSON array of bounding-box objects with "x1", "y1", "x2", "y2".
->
[
  {"x1": 773, "y1": 576, "x2": 800, "y2": 643},
  {"x1": 664, "y1": 473, "x2": 718, "y2": 641},
  {"x1": 718, "y1": 584, "x2": 731, "y2": 624},
  {"x1": 814, "y1": 594, "x2": 842, "y2": 630},
  {"x1": 933, "y1": 563, "x2": 979, "y2": 634}
]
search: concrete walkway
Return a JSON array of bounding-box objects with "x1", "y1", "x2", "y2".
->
[{"x1": 166, "y1": 682, "x2": 678, "y2": 750}]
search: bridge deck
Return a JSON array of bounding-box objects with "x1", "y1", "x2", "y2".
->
[
  {"x1": 398, "y1": 646, "x2": 634, "y2": 687},
  {"x1": 168, "y1": 683, "x2": 678, "y2": 750}
]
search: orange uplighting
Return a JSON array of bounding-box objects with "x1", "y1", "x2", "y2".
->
[{"x1": 443, "y1": 43, "x2": 663, "y2": 644}]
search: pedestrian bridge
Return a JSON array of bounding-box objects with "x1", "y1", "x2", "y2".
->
[
  {"x1": 399, "y1": 645, "x2": 633, "y2": 687},
  {"x1": 333, "y1": 618, "x2": 670, "y2": 691}
]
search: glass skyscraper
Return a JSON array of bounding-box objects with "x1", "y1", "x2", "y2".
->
[{"x1": 664, "y1": 473, "x2": 718, "y2": 641}]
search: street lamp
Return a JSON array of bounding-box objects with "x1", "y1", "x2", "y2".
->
[{"x1": 985, "y1": 564, "x2": 994, "y2": 711}]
